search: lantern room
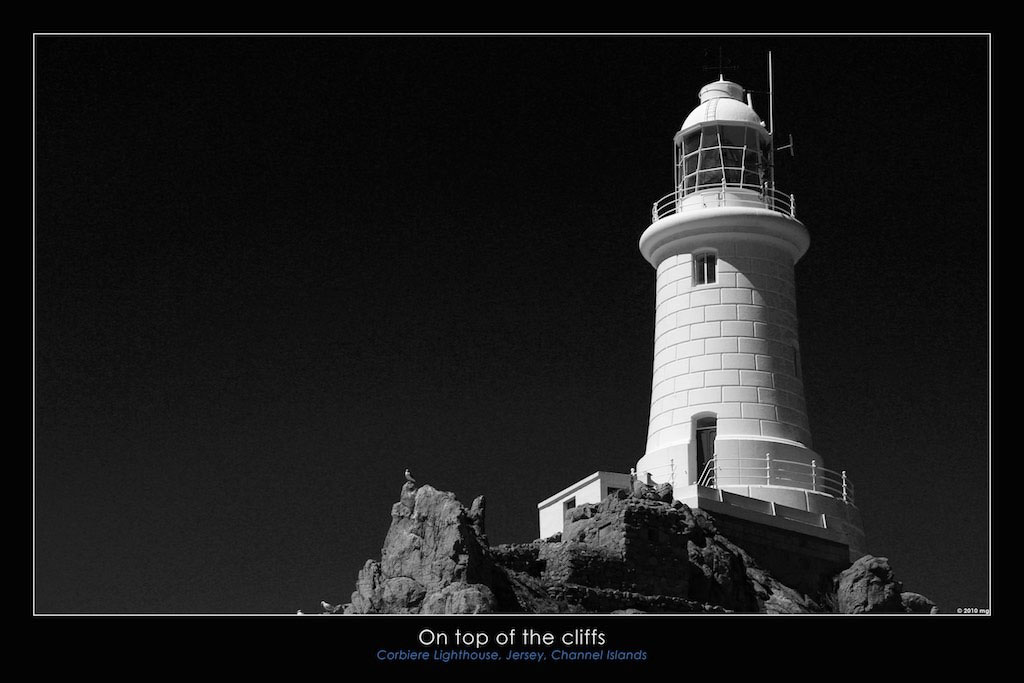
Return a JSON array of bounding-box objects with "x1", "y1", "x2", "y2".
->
[{"x1": 673, "y1": 79, "x2": 771, "y2": 196}]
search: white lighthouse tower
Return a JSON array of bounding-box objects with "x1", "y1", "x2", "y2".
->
[
  {"x1": 538, "y1": 67, "x2": 865, "y2": 587},
  {"x1": 633, "y1": 73, "x2": 865, "y2": 558}
]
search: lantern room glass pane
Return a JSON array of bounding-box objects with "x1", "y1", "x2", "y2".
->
[
  {"x1": 743, "y1": 170, "x2": 760, "y2": 187},
  {"x1": 701, "y1": 126, "x2": 720, "y2": 146},
  {"x1": 743, "y1": 149, "x2": 760, "y2": 170},
  {"x1": 722, "y1": 148, "x2": 743, "y2": 168},
  {"x1": 720, "y1": 125, "x2": 745, "y2": 146},
  {"x1": 698, "y1": 169, "x2": 724, "y2": 187},
  {"x1": 683, "y1": 132, "x2": 700, "y2": 155},
  {"x1": 684, "y1": 153, "x2": 699, "y2": 174},
  {"x1": 725, "y1": 169, "x2": 742, "y2": 184},
  {"x1": 699, "y1": 148, "x2": 722, "y2": 169}
]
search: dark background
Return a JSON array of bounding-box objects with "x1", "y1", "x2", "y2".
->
[{"x1": 34, "y1": 34, "x2": 990, "y2": 614}]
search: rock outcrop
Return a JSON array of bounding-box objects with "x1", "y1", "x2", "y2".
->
[
  {"x1": 346, "y1": 483, "x2": 499, "y2": 614},
  {"x1": 334, "y1": 483, "x2": 935, "y2": 615},
  {"x1": 900, "y1": 591, "x2": 939, "y2": 614},
  {"x1": 833, "y1": 554, "x2": 937, "y2": 614}
]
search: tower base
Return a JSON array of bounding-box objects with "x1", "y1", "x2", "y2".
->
[
  {"x1": 711, "y1": 513, "x2": 851, "y2": 598},
  {"x1": 538, "y1": 472, "x2": 866, "y2": 600}
]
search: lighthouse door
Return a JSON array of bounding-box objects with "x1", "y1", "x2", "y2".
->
[{"x1": 694, "y1": 418, "x2": 717, "y2": 483}]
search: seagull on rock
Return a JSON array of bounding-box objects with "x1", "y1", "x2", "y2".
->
[{"x1": 405, "y1": 468, "x2": 417, "y2": 485}]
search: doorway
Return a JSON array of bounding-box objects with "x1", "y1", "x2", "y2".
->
[{"x1": 694, "y1": 417, "x2": 717, "y2": 483}]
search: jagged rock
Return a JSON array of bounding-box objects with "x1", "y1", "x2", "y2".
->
[
  {"x1": 498, "y1": 568, "x2": 566, "y2": 613},
  {"x1": 347, "y1": 484, "x2": 498, "y2": 613},
  {"x1": 653, "y1": 482, "x2": 673, "y2": 502},
  {"x1": 468, "y1": 495, "x2": 487, "y2": 542},
  {"x1": 399, "y1": 481, "x2": 417, "y2": 510},
  {"x1": 381, "y1": 577, "x2": 427, "y2": 613},
  {"x1": 420, "y1": 582, "x2": 497, "y2": 614},
  {"x1": 901, "y1": 591, "x2": 939, "y2": 614},
  {"x1": 567, "y1": 505, "x2": 595, "y2": 524},
  {"x1": 349, "y1": 559, "x2": 384, "y2": 613},
  {"x1": 744, "y1": 560, "x2": 820, "y2": 614},
  {"x1": 835, "y1": 555, "x2": 905, "y2": 613},
  {"x1": 501, "y1": 495, "x2": 817, "y2": 614},
  {"x1": 340, "y1": 483, "x2": 924, "y2": 615}
]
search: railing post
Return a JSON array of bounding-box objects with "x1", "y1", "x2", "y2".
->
[
  {"x1": 842, "y1": 470, "x2": 848, "y2": 503},
  {"x1": 670, "y1": 458, "x2": 675, "y2": 486},
  {"x1": 765, "y1": 453, "x2": 771, "y2": 486},
  {"x1": 790, "y1": 193, "x2": 796, "y2": 217},
  {"x1": 811, "y1": 459, "x2": 817, "y2": 492}
]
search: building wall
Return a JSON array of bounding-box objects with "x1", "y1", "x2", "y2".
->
[
  {"x1": 711, "y1": 512, "x2": 851, "y2": 597},
  {"x1": 645, "y1": 236, "x2": 814, "y2": 466},
  {"x1": 537, "y1": 472, "x2": 633, "y2": 539}
]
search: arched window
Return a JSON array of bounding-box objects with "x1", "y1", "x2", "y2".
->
[{"x1": 694, "y1": 252, "x2": 717, "y2": 285}]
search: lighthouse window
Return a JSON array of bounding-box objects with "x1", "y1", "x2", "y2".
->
[
  {"x1": 720, "y1": 126, "x2": 746, "y2": 146},
  {"x1": 699, "y1": 148, "x2": 722, "y2": 168},
  {"x1": 694, "y1": 253, "x2": 717, "y2": 285},
  {"x1": 682, "y1": 131, "x2": 700, "y2": 153},
  {"x1": 722, "y1": 147, "x2": 743, "y2": 168},
  {"x1": 679, "y1": 124, "x2": 770, "y2": 194}
]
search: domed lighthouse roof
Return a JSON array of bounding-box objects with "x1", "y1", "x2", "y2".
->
[{"x1": 680, "y1": 78, "x2": 765, "y2": 132}]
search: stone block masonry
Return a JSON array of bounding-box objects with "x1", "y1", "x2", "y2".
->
[
  {"x1": 648, "y1": 239, "x2": 812, "y2": 450},
  {"x1": 556, "y1": 494, "x2": 765, "y2": 611},
  {"x1": 711, "y1": 512, "x2": 851, "y2": 597}
]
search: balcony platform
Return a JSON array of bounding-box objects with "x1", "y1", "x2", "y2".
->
[{"x1": 675, "y1": 483, "x2": 863, "y2": 557}]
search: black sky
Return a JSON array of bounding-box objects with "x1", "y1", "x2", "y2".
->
[{"x1": 34, "y1": 34, "x2": 991, "y2": 614}]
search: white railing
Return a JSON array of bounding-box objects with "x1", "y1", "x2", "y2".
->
[
  {"x1": 696, "y1": 455, "x2": 854, "y2": 505},
  {"x1": 651, "y1": 182, "x2": 796, "y2": 222}
]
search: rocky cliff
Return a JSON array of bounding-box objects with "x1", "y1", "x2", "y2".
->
[{"x1": 329, "y1": 482, "x2": 936, "y2": 615}]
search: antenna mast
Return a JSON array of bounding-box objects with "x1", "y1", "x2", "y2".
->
[
  {"x1": 768, "y1": 50, "x2": 775, "y2": 136},
  {"x1": 768, "y1": 51, "x2": 776, "y2": 192}
]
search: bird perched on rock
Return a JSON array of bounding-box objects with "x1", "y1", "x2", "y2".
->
[
  {"x1": 321, "y1": 600, "x2": 339, "y2": 613},
  {"x1": 405, "y1": 468, "x2": 417, "y2": 485}
]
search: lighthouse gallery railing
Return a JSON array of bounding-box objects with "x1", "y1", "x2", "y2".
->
[
  {"x1": 696, "y1": 455, "x2": 854, "y2": 505},
  {"x1": 652, "y1": 183, "x2": 796, "y2": 222}
]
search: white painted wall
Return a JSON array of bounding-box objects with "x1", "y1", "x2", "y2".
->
[
  {"x1": 536, "y1": 471, "x2": 633, "y2": 539},
  {"x1": 646, "y1": 238, "x2": 812, "y2": 454}
]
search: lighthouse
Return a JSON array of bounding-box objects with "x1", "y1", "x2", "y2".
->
[
  {"x1": 632, "y1": 74, "x2": 865, "y2": 559},
  {"x1": 538, "y1": 69, "x2": 865, "y2": 586}
]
